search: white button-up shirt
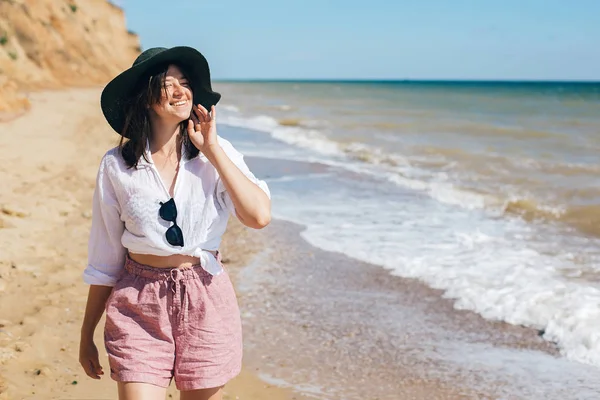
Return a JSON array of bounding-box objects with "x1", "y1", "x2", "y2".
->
[{"x1": 83, "y1": 136, "x2": 270, "y2": 286}]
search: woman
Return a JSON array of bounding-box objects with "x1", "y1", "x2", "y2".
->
[{"x1": 78, "y1": 46, "x2": 271, "y2": 400}]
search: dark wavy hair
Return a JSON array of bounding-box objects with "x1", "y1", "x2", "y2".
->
[{"x1": 118, "y1": 62, "x2": 199, "y2": 168}]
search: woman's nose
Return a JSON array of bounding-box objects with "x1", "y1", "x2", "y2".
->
[{"x1": 172, "y1": 82, "x2": 184, "y2": 97}]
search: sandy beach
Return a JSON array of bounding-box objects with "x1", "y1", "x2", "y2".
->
[{"x1": 0, "y1": 89, "x2": 310, "y2": 400}]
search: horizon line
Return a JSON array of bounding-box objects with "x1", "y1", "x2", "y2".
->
[{"x1": 213, "y1": 78, "x2": 600, "y2": 84}]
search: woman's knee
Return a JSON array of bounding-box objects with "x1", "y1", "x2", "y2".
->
[
  {"x1": 117, "y1": 381, "x2": 168, "y2": 400},
  {"x1": 180, "y1": 385, "x2": 224, "y2": 400}
]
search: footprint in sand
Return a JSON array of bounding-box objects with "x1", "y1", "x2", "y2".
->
[{"x1": 0, "y1": 206, "x2": 29, "y2": 218}]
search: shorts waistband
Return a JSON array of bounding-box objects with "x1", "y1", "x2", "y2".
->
[{"x1": 124, "y1": 255, "x2": 212, "y2": 281}]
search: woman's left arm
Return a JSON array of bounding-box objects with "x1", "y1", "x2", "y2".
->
[
  {"x1": 205, "y1": 144, "x2": 271, "y2": 229},
  {"x1": 188, "y1": 104, "x2": 271, "y2": 229}
]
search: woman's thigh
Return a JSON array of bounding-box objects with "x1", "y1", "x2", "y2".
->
[
  {"x1": 180, "y1": 386, "x2": 223, "y2": 400},
  {"x1": 118, "y1": 381, "x2": 168, "y2": 400}
]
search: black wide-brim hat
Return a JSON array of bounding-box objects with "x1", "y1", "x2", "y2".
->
[{"x1": 100, "y1": 46, "x2": 221, "y2": 136}]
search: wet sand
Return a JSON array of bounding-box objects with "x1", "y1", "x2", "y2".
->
[
  {"x1": 221, "y1": 152, "x2": 600, "y2": 398},
  {"x1": 224, "y1": 217, "x2": 565, "y2": 399}
]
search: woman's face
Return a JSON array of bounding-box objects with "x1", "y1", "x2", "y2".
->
[{"x1": 150, "y1": 64, "x2": 193, "y2": 123}]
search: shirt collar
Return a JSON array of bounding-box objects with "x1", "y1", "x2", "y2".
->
[{"x1": 138, "y1": 138, "x2": 203, "y2": 166}]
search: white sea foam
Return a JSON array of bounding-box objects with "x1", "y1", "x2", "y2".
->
[
  {"x1": 220, "y1": 112, "x2": 345, "y2": 156},
  {"x1": 220, "y1": 104, "x2": 240, "y2": 113},
  {"x1": 268, "y1": 167, "x2": 600, "y2": 369}
]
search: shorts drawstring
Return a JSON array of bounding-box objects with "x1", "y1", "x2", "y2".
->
[
  {"x1": 181, "y1": 280, "x2": 188, "y2": 323},
  {"x1": 167, "y1": 268, "x2": 189, "y2": 323},
  {"x1": 124, "y1": 255, "x2": 215, "y2": 326},
  {"x1": 169, "y1": 268, "x2": 178, "y2": 293}
]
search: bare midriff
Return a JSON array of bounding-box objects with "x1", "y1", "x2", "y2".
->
[{"x1": 128, "y1": 251, "x2": 217, "y2": 269}]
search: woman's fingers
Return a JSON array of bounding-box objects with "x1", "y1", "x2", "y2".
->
[
  {"x1": 79, "y1": 340, "x2": 103, "y2": 380},
  {"x1": 90, "y1": 357, "x2": 104, "y2": 376},
  {"x1": 193, "y1": 105, "x2": 204, "y2": 121},
  {"x1": 196, "y1": 104, "x2": 214, "y2": 123},
  {"x1": 80, "y1": 358, "x2": 100, "y2": 379},
  {"x1": 191, "y1": 110, "x2": 200, "y2": 125},
  {"x1": 87, "y1": 360, "x2": 100, "y2": 379},
  {"x1": 187, "y1": 119, "x2": 195, "y2": 135},
  {"x1": 191, "y1": 104, "x2": 217, "y2": 131},
  {"x1": 196, "y1": 103, "x2": 209, "y2": 117},
  {"x1": 191, "y1": 107, "x2": 200, "y2": 123},
  {"x1": 192, "y1": 104, "x2": 217, "y2": 123}
]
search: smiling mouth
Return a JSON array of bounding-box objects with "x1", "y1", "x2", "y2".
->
[{"x1": 171, "y1": 100, "x2": 187, "y2": 107}]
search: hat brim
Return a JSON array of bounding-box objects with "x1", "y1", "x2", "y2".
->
[{"x1": 101, "y1": 46, "x2": 221, "y2": 137}]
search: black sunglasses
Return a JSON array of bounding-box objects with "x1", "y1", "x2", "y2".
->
[{"x1": 159, "y1": 198, "x2": 184, "y2": 247}]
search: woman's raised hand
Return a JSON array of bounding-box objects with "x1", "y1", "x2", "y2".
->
[{"x1": 188, "y1": 104, "x2": 218, "y2": 152}]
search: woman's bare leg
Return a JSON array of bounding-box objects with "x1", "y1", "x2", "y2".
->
[
  {"x1": 180, "y1": 386, "x2": 223, "y2": 400},
  {"x1": 118, "y1": 382, "x2": 168, "y2": 400}
]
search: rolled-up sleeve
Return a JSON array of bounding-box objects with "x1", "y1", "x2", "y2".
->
[
  {"x1": 215, "y1": 139, "x2": 271, "y2": 215},
  {"x1": 83, "y1": 156, "x2": 126, "y2": 286}
]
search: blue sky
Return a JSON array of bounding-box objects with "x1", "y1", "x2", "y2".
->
[{"x1": 118, "y1": 0, "x2": 600, "y2": 81}]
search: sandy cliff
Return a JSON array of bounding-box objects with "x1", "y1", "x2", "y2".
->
[{"x1": 0, "y1": 0, "x2": 139, "y2": 117}]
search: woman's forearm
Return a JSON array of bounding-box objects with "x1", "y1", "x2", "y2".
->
[
  {"x1": 204, "y1": 143, "x2": 271, "y2": 229},
  {"x1": 80, "y1": 285, "x2": 114, "y2": 339}
]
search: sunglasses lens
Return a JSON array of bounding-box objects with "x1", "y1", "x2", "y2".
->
[
  {"x1": 166, "y1": 225, "x2": 184, "y2": 247},
  {"x1": 159, "y1": 199, "x2": 183, "y2": 247},
  {"x1": 159, "y1": 198, "x2": 177, "y2": 222}
]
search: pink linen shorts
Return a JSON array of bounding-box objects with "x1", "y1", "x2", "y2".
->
[{"x1": 104, "y1": 255, "x2": 243, "y2": 390}]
